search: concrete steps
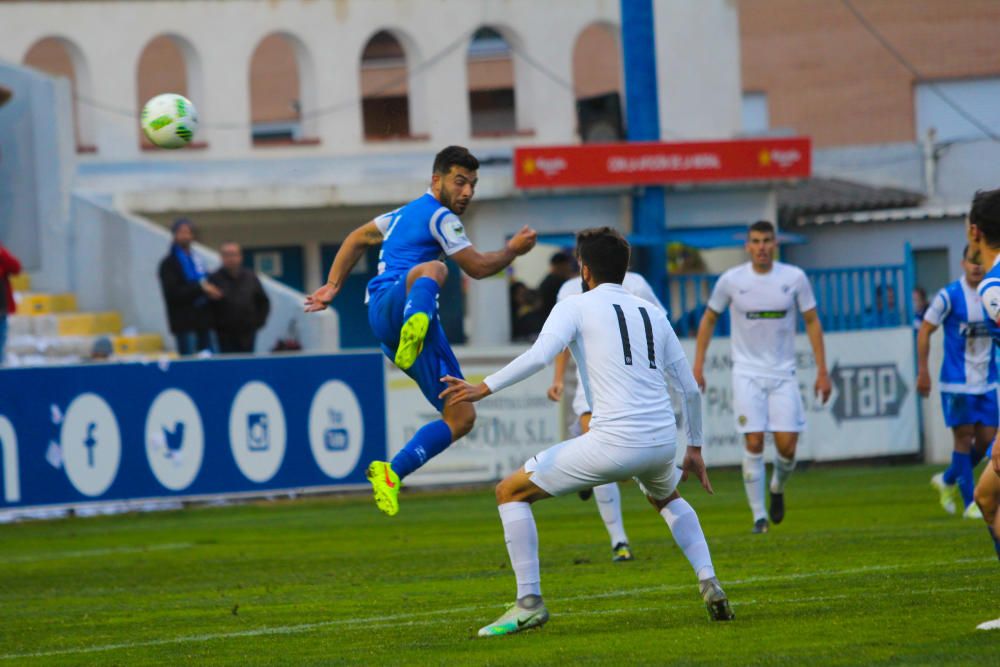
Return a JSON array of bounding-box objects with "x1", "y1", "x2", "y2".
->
[{"x1": 7, "y1": 276, "x2": 165, "y2": 366}]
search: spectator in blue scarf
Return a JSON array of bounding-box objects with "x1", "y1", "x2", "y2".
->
[{"x1": 158, "y1": 218, "x2": 222, "y2": 355}]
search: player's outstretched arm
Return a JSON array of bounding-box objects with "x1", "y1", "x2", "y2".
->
[
  {"x1": 692, "y1": 308, "x2": 719, "y2": 391},
  {"x1": 547, "y1": 348, "x2": 570, "y2": 402},
  {"x1": 439, "y1": 376, "x2": 492, "y2": 405},
  {"x1": 305, "y1": 221, "x2": 383, "y2": 312},
  {"x1": 441, "y1": 330, "x2": 569, "y2": 406},
  {"x1": 802, "y1": 309, "x2": 832, "y2": 404},
  {"x1": 451, "y1": 225, "x2": 537, "y2": 279},
  {"x1": 915, "y1": 320, "x2": 939, "y2": 397}
]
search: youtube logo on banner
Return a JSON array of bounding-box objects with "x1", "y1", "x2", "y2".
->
[{"x1": 513, "y1": 137, "x2": 811, "y2": 189}]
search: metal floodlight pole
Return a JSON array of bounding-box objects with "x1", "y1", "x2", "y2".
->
[{"x1": 620, "y1": 0, "x2": 667, "y2": 306}]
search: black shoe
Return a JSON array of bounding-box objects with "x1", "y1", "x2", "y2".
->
[
  {"x1": 769, "y1": 491, "x2": 785, "y2": 525},
  {"x1": 752, "y1": 518, "x2": 769, "y2": 534},
  {"x1": 578, "y1": 489, "x2": 593, "y2": 501}
]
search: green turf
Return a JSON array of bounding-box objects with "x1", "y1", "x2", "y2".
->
[{"x1": 1, "y1": 465, "x2": 998, "y2": 665}]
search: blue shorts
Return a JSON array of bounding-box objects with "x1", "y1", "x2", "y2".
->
[
  {"x1": 940, "y1": 390, "x2": 999, "y2": 428},
  {"x1": 368, "y1": 277, "x2": 463, "y2": 412}
]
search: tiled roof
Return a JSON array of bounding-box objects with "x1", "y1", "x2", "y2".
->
[{"x1": 777, "y1": 177, "x2": 924, "y2": 226}]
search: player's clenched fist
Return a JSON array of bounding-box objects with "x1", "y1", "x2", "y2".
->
[{"x1": 507, "y1": 225, "x2": 538, "y2": 256}]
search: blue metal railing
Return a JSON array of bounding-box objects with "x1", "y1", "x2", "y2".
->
[{"x1": 666, "y1": 262, "x2": 913, "y2": 338}]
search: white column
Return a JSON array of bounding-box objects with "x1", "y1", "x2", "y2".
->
[{"x1": 304, "y1": 239, "x2": 323, "y2": 293}]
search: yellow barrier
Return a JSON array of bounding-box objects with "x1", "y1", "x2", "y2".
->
[
  {"x1": 9, "y1": 273, "x2": 30, "y2": 292},
  {"x1": 113, "y1": 334, "x2": 163, "y2": 355}
]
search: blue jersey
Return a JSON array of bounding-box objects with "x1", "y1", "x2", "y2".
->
[
  {"x1": 365, "y1": 192, "x2": 471, "y2": 302},
  {"x1": 925, "y1": 277, "x2": 997, "y2": 394},
  {"x1": 979, "y1": 256, "x2": 1000, "y2": 339}
]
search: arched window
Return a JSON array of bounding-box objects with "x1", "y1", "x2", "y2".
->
[
  {"x1": 467, "y1": 27, "x2": 517, "y2": 137},
  {"x1": 360, "y1": 31, "x2": 413, "y2": 140},
  {"x1": 249, "y1": 33, "x2": 317, "y2": 145},
  {"x1": 23, "y1": 37, "x2": 96, "y2": 152},
  {"x1": 572, "y1": 23, "x2": 624, "y2": 142},
  {"x1": 136, "y1": 34, "x2": 204, "y2": 149}
]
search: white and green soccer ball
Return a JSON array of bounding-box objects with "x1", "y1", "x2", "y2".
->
[{"x1": 140, "y1": 93, "x2": 198, "y2": 149}]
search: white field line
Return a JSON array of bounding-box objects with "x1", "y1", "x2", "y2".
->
[
  {"x1": 0, "y1": 543, "x2": 194, "y2": 564},
  {"x1": 0, "y1": 557, "x2": 992, "y2": 661}
]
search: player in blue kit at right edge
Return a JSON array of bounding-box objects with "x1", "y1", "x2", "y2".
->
[
  {"x1": 917, "y1": 245, "x2": 996, "y2": 519},
  {"x1": 964, "y1": 187, "x2": 1000, "y2": 563},
  {"x1": 305, "y1": 146, "x2": 537, "y2": 516}
]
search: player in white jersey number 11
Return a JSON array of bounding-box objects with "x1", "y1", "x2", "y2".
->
[
  {"x1": 548, "y1": 270, "x2": 666, "y2": 562},
  {"x1": 441, "y1": 227, "x2": 733, "y2": 637},
  {"x1": 694, "y1": 221, "x2": 832, "y2": 534}
]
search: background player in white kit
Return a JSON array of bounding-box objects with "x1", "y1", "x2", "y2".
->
[
  {"x1": 693, "y1": 220, "x2": 832, "y2": 534},
  {"x1": 441, "y1": 227, "x2": 733, "y2": 637},
  {"x1": 547, "y1": 270, "x2": 665, "y2": 562}
]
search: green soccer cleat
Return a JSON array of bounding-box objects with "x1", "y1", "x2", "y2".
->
[
  {"x1": 394, "y1": 312, "x2": 430, "y2": 371},
  {"x1": 931, "y1": 472, "x2": 958, "y2": 515},
  {"x1": 477, "y1": 600, "x2": 550, "y2": 637},
  {"x1": 964, "y1": 502, "x2": 983, "y2": 520},
  {"x1": 700, "y1": 577, "x2": 735, "y2": 621},
  {"x1": 366, "y1": 461, "x2": 401, "y2": 516},
  {"x1": 612, "y1": 542, "x2": 634, "y2": 562}
]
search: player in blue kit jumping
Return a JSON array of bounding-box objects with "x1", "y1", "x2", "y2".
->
[
  {"x1": 917, "y1": 245, "x2": 997, "y2": 518},
  {"x1": 965, "y1": 187, "x2": 1000, "y2": 561},
  {"x1": 305, "y1": 146, "x2": 537, "y2": 515}
]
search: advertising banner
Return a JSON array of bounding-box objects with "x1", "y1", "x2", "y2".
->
[
  {"x1": 513, "y1": 137, "x2": 811, "y2": 189},
  {"x1": 687, "y1": 328, "x2": 919, "y2": 466},
  {"x1": 0, "y1": 353, "x2": 386, "y2": 511},
  {"x1": 386, "y1": 329, "x2": 918, "y2": 487},
  {"x1": 385, "y1": 358, "x2": 563, "y2": 487}
]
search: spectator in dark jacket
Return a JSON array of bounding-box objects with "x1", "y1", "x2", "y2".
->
[
  {"x1": 158, "y1": 219, "x2": 221, "y2": 355},
  {"x1": 0, "y1": 243, "x2": 22, "y2": 366},
  {"x1": 536, "y1": 251, "x2": 576, "y2": 320},
  {"x1": 209, "y1": 242, "x2": 270, "y2": 354}
]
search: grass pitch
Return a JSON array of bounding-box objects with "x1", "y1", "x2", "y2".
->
[{"x1": 1, "y1": 465, "x2": 998, "y2": 665}]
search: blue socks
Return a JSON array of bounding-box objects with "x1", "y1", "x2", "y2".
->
[
  {"x1": 971, "y1": 445, "x2": 988, "y2": 467},
  {"x1": 404, "y1": 277, "x2": 440, "y2": 322},
  {"x1": 942, "y1": 451, "x2": 960, "y2": 485},
  {"x1": 943, "y1": 451, "x2": 975, "y2": 509},
  {"x1": 390, "y1": 419, "x2": 454, "y2": 480}
]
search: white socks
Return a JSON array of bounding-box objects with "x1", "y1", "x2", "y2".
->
[
  {"x1": 593, "y1": 483, "x2": 628, "y2": 547},
  {"x1": 742, "y1": 451, "x2": 767, "y2": 522},
  {"x1": 661, "y1": 497, "x2": 715, "y2": 581},
  {"x1": 770, "y1": 454, "x2": 796, "y2": 493},
  {"x1": 498, "y1": 502, "x2": 541, "y2": 599}
]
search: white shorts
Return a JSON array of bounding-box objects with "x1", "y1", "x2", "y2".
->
[
  {"x1": 732, "y1": 372, "x2": 805, "y2": 434},
  {"x1": 524, "y1": 432, "x2": 678, "y2": 500}
]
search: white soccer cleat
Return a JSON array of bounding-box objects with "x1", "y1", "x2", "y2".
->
[
  {"x1": 963, "y1": 503, "x2": 983, "y2": 520},
  {"x1": 977, "y1": 617, "x2": 1000, "y2": 630},
  {"x1": 477, "y1": 600, "x2": 549, "y2": 637},
  {"x1": 931, "y1": 473, "x2": 958, "y2": 515}
]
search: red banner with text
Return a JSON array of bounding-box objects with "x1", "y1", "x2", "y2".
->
[{"x1": 513, "y1": 137, "x2": 811, "y2": 189}]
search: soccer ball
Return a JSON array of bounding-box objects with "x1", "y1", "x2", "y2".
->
[{"x1": 140, "y1": 93, "x2": 198, "y2": 149}]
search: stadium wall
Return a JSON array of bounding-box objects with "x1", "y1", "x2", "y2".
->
[{"x1": 0, "y1": 61, "x2": 75, "y2": 291}]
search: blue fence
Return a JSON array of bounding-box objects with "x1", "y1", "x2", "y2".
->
[
  {"x1": 666, "y1": 261, "x2": 914, "y2": 338},
  {"x1": 0, "y1": 353, "x2": 387, "y2": 511}
]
